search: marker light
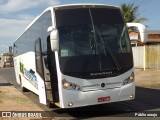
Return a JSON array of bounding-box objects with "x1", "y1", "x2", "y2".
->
[
  {"x1": 122, "y1": 72, "x2": 134, "y2": 86},
  {"x1": 63, "y1": 82, "x2": 70, "y2": 88},
  {"x1": 130, "y1": 94, "x2": 134, "y2": 99},
  {"x1": 62, "y1": 79, "x2": 81, "y2": 91},
  {"x1": 68, "y1": 102, "x2": 73, "y2": 107}
]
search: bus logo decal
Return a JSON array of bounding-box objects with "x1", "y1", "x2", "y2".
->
[
  {"x1": 90, "y1": 71, "x2": 112, "y2": 76},
  {"x1": 20, "y1": 62, "x2": 38, "y2": 89}
]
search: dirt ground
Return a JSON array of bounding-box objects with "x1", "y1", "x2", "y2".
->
[
  {"x1": 135, "y1": 68, "x2": 160, "y2": 90},
  {"x1": 0, "y1": 86, "x2": 54, "y2": 120},
  {"x1": 0, "y1": 86, "x2": 43, "y2": 111}
]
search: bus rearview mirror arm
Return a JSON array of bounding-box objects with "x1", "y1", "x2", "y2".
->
[
  {"x1": 48, "y1": 26, "x2": 59, "y2": 51},
  {"x1": 127, "y1": 23, "x2": 148, "y2": 43}
]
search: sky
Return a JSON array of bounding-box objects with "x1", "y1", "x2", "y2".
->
[{"x1": 0, "y1": 0, "x2": 159, "y2": 53}]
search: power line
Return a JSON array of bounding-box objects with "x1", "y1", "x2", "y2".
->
[
  {"x1": 132, "y1": 0, "x2": 144, "y2": 5},
  {"x1": 129, "y1": 0, "x2": 136, "y2": 3},
  {"x1": 129, "y1": 0, "x2": 153, "y2": 7},
  {"x1": 136, "y1": 0, "x2": 154, "y2": 15},
  {"x1": 133, "y1": 0, "x2": 154, "y2": 8}
]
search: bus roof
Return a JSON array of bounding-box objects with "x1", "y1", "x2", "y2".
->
[{"x1": 52, "y1": 3, "x2": 119, "y2": 9}]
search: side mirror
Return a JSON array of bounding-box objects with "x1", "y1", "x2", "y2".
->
[
  {"x1": 127, "y1": 23, "x2": 148, "y2": 43},
  {"x1": 48, "y1": 26, "x2": 59, "y2": 51}
]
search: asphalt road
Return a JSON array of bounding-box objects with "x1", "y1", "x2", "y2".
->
[{"x1": 0, "y1": 68, "x2": 160, "y2": 120}]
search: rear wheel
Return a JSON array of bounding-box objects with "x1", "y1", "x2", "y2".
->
[{"x1": 19, "y1": 74, "x2": 29, "y2": 92}]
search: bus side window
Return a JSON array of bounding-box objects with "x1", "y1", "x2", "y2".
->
[
  {"x1": 44, "y1": 57, "x2": 48, "y2": 69},
  {"x1": 35, "y1": 38, "x2": 44, "y2": 78}
]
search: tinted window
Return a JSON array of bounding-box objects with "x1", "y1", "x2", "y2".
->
[
  {"x1": 91, "y1": 8, "x2": 123, "y2": 24},
  {"x1": 56, "y1": 9, "x2": 90, "y2": 27},
  {"x1": 55, "y1": 7, "x2": 133, "y2": 79}
]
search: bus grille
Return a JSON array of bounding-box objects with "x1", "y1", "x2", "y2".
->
[{"x1": 82, "y1": 82, "x2": 122, "y2": 92}]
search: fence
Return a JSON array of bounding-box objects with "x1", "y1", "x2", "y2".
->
[{"x1": 132, "y1": 45, "x2": 160, "y2": 70}]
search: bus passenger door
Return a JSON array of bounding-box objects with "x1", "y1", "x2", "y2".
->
[
  {"x1": 35, "y1": 38, "x2": 55, "y2": 106},
  {"x1": 46, "y1": 36, "x2": 59, "y2": 106},
  {"x1": 35, "y1": 38, "x2": 48, "y2": 104},
  {"x1": 35, "y1": 37, "x2": 59, "y2": 107}
]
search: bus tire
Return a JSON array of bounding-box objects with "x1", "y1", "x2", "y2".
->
[
  {"x1": 19, "y1": 74, "x2": 29, "y2": 92},
  {"x1": 47, "y1": 101, "x2": 53, "y2": 108},
  {"x1": 21, "y1": 86, "x2": 29, "y2": 92},
  {"x1": 47, "y1": 101, "x2": 57, "y2": 108}
]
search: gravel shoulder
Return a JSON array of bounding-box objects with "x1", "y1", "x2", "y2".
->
[{"x1": 0, "y1": 86, "x2": 43, "y2": 111}]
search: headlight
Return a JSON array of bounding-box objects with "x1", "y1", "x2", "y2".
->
[
  {"x1": 62, "y1": 79, "x2": 81, "y2": 91},
  {"x1": 122, "y1": 72, "x2": 134, "y2": 86}
]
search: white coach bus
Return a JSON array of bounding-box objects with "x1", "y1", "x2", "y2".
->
[{"x1": 13, "y1": 4, "x2": 140, "y2": 108}]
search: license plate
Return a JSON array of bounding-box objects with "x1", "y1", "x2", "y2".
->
[{"x1": 97, "y1": 96, "x2": 110, "y2": 102}]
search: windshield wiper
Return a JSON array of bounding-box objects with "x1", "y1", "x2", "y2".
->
[
  {"x1": 89, "y1": 31, "x2": 97, "y2": 55},
  {"x1": 89, "y1": 8, "x2": 98, "y2": 55},
  {"x1": 96, "y1": 28, "x2": 121, "y2": 71},
  {"x1": 81, "y1": 31, "x2": 96, "y2": 77},
  {"x1": 81, "y1": 9, "x2": 98, "y2": 77},
  {"x1": 119, "y1": 26, "x2": 126, "y2": 51}
]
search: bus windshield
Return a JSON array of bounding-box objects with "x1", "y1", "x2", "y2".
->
[{"x1": 55, "y1": 7, "x2": 133, "y2": 79}]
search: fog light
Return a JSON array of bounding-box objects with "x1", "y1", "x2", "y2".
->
[
  {"x1": 130, "y1": 94, "x2": 134, "y2": 99},
  {"x1": 62, "y1": 79, "x2": 81, "y2": 91},
  {"x1": 63, "y1": 82, "x2": 70, "y2": 88},
  {"x1": 122, "y1": 72, "x2": 134, "y2": 86},
  {"x1": 68, "y1": 102, "x2": 73, "y2": 107}
]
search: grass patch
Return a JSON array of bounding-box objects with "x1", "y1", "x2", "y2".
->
[
  {"x1": 0, "y1": 95, "x2": 4, "y2": 103},
  {"x1": 11, "y1": 96, "x2": 32, "y2": 104},
  {"x1": 0, "y1": 97, "x2": 3, "y2": 103},
  {"x1": 0, "y1": 90, "x2": 32, "y2": 104},
  {"x1": 0, "y1": 91, "x2": 5, "y2": 103}
]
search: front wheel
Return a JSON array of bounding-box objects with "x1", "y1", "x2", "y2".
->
[{"x1": 47, "y1": 101, "x2": 58, "y2": 108}]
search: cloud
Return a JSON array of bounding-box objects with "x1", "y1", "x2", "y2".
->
[
  {"x1": 0, "y1": 0, "x2": 60, "y2": 40},
  {"x1": 0, "y1": 0, "x2": 8, "y2": 5},
  {"x1": 0, "y1": 17, "x2": 29, "y2": 52},
  {"x1": 0, "y1": 0, "x2": 60, "y2": 13},
  {"x1": 0, "y1": 0, "x2": 60, "y2": 53},
  {"x1": 0, "y1": 17, "x2": 32, "y2": 42},
  {"x1": 0, "y1": 13, "x2": 35, "y2": 36},
  {"x1": 0, "y1": 17, "x2": 31, "y2": 52}
]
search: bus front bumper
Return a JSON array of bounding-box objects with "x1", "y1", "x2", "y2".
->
[{"x1": 60, "y1": 83, "x2": 135, "y2": 108}]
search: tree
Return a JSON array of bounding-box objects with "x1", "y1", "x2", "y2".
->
[{"x1": 120, "y1": 3, "x2": 148, "y2": 23}]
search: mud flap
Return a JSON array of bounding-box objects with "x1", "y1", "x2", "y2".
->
[{"x1": 36, "y1": 73, "x2": 47, "y2": 105}]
